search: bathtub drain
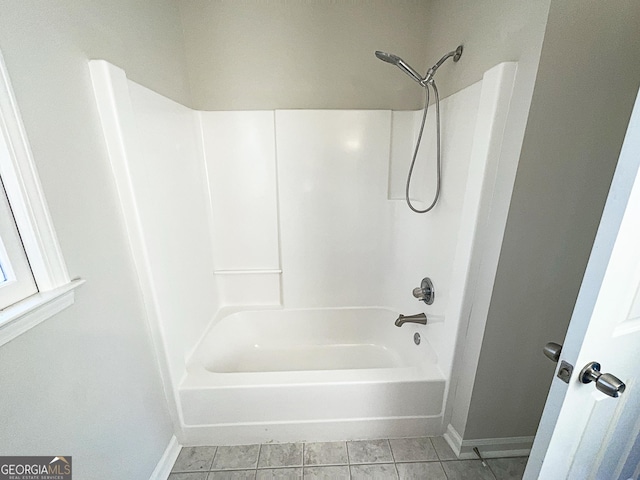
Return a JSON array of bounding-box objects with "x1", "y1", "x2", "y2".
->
[{"x1": 414, "y1": 332, "x2": 421, "y2": 345}]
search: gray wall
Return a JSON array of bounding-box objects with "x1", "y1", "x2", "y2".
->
[
  {"x1": 178, "y1": 0, "x2": 550, "y2": 111},
  {"x1": 178, "y1": 0, "x2": 432, "y2": 110},
  {"x1": 464, "y1": 0, "x2": 640, "y2": 440},
  {"x1": 420, "y1": 0, "x2": 551, "y2": 102},
  {"x1": 0, "y1": 1, "x2": 190, "y2": 478}
]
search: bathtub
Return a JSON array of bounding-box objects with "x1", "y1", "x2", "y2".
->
[{"x1": 179, "y1": 307, "x2": 446, "y2": 445}]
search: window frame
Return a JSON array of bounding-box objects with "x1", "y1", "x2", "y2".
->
[
  {"x1": 0, "y1": 49, "x2": 83, "y2": 346},
  {"x1": 0, "y1": 174, "x2": 38, "y2": 307}
]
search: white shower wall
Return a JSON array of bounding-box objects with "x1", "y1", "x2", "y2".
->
[
  {"x1": 276, "y1": 110, "x2": 393, "y2": 308},
  {"x1": 92, "y1": 61, "x2": 518, "y2": 441},
  {"x1": 193, "y1": 66, "x2": 514, "y2": 379},
  {"x1": 90, "y1": 62, "x2": 220, "y2": 397},
  {"x1": 127, "y1": 82, "x2": 219, "y2": 372},
  {"x1": 197, "y1": 82, "x2": 481, "y2": 318},
  {"x1": 384, "y1": 82, "x2": 482, "y2": 318},
  {"x1": 200, "y1": 111, "x2": 281, "y2": 305},
  {"x1": 201, "y1": 111, "x2": 280, "y2": 273}
]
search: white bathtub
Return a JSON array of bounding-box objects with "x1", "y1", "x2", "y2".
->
[{"x1": 179, "y1": 307, "x2": 446, "y2": 445}]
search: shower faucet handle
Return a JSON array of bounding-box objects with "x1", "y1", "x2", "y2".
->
[{"x1": 413, "y1": 277, "x2": 435, "y2": 305}]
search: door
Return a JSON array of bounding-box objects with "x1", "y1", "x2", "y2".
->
[{"x1": 525, "y1": 89, "x2": 640, "y2": 479}]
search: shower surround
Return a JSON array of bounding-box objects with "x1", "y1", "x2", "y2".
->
[{"x1": 90, "y1": 60, "x2": 517, "y2": 445}]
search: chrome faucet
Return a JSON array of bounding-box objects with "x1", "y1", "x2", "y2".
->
[{"x1": 395, "y1": 313, "x2": 428, "y2": 327}]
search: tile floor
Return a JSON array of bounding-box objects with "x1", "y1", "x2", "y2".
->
[{"x1": 169, "y1": 437, "x2": 527, "y2": 479}]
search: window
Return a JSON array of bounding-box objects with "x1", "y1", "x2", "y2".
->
[
  {"x1": 0, "y1": 176, "x2": 37, "y2": 309},
  {"x1": 0, "y1": 48, "x2": 82, "y2": 345}
]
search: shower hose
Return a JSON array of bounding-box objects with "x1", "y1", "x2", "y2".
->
[{"x1": 405, "y1": 80, "x2": 441, "y2": 213}]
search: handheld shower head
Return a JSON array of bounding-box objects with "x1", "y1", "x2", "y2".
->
[
  {"x1": 375, "y1": 46, "x2": 463, "y2": 86},
  {"x1": 374, "y1": 51, "x2": 401, "y2": 64},
  {"x1": 375, "y1": 51, "x2": 425, "y2": 86}
]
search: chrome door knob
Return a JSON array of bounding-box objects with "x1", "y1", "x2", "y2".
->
[
  {"x1": 579, "y1": 361, "x2": 626, "y2": 398},
  {"x1": 543, "y1": 342, "x2": 563, "y2": 363}
]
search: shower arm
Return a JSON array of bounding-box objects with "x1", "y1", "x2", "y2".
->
[{"x1": 423, "y1": 45, "x2": 463, "y2": 84}]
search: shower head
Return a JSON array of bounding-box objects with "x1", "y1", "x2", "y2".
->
[
  {"x1": 375, "y1": 51, "x2": 425, "y2": 86},
  {"x1": 375, "y1": 45, "x2": 463, "y2": 86}
]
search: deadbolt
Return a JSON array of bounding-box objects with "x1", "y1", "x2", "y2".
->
[
  {"x1": 543, "y1": 342, "x2": 562, "y2": 363},
  {"x1": 543, "y1": 342, "x2": 572, "y2": 383}
]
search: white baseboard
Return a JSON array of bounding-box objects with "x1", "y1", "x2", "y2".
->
[
  {"x1": 443, "y1": 423, "x2": 463, "y2": 455},
  {"x1": 444, "y1": 424, "x2": 533, "y2": 460},
  {"x1": 149, "y1": 435, "x2": 181, "y2": 480}
]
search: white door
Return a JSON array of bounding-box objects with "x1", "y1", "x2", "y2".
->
[{"x1": 525, "y1": 89, "x2": 640, "y2": 479}]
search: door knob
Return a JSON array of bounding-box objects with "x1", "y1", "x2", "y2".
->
[
  {"x1": 543, "y1": 342, "x2": 562, "y2": 362},
  {"x1": 579, "y1": 361, "x2": 626, "y2": 398}
]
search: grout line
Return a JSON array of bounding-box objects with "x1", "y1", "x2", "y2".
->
[
  {"x1": 302, "y1": 442, "x2": 306, "y2": 467},
  {"x1": 209, "y1": 446, "x2": 217, "y2": 471},
  {"x1": 254, "y1": 449, "x2": 258, "y2": 478},
  {"x1": 442, "y1": 460, "x2": 450, "y2": 479},
  {"x1": 484, "y1": 458, "x2": 498, "y2": 480},
  {"x1": 387, "y1": 438, "x2": 400, "y2": 480},
  {"x1": 430, "y1": 436, "x2": 443, "y2": 462},
  {"x1": 210, "y1": 445, "x2": 219, "y2": 471},
  {"x1": 256, "y1": 443, "x2": 263, "y2": 471}
]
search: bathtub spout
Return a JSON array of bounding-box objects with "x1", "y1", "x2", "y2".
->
[{"x1": 395, "y1": 313, "x2": 427, "y2": 327}]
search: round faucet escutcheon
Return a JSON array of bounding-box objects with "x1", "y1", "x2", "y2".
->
[{"x1": 413, "y1": 277, "x2": 435, "y2": 305}]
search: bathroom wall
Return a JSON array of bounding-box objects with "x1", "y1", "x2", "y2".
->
[
  {"x1": 198, "y1": 103, "x2": 481, "y2": 316},
  {"x1": 383, "y1": 82, "x2": 482, "y2": 319},
  {"x1": 464, "y1": 0, "x2": 640, "y2": 441},
  {"x1": 199, "y1": 111, "x2": 282, "y2": 305},
  {"x1": 413, "y1": 0, "x2": 555, "y2": 453},
  {"x1": 197, "y1": 84, "x2": 483, "y2": 312},
  {"x1": 420, "y1": 0, "x2": 552, "y2": 102},
  {"x1": 194, "y1": 66, "x2": 515, "y2": 382},
  {"x1": 275, "y1": 110, "x2": 393, "y2": 308},
  {"x1": 0, "y1": 1, "x2": 190, "y2": 478},
  {"x1": 177, "y1": 0, "x2": 433, "y2": 110},
  {"x1": 177, "y1": 0, "x2": 550, "y2": 112},
  {"x1": 91, "y1": 67, "x2": 221, "y2": 393}
]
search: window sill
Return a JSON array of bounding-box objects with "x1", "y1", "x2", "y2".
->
[{"x1": 0, "y1": 278, "x2": 85, "y2": 347}]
